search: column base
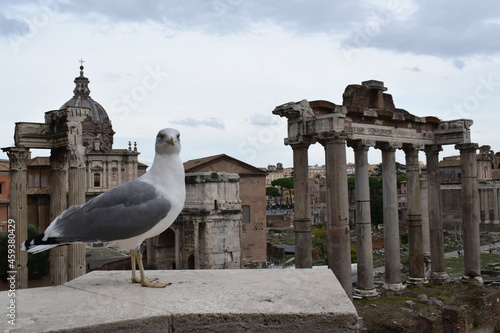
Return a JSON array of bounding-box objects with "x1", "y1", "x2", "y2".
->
[
  {"x1": 406, "y1": 277, "x2": 427, "y2": 285},
  {"x1": 461, "y1": 275, "x2": 483, "y2": 286},
  {"x1": 430, "y1": 271, "x2": 449, "y2": 283},
  {"x1": 382, "y1": 282, "x2": 406, "y2": 292},
  {"x1": 353, "y1": 287, "x2": 379, "y2": 299}
]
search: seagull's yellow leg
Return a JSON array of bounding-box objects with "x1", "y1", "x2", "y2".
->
[
  {"x1": 130, "y1": 249, "x2": 141, "y2": 283},
  {"x1": 131, "y1": 249, "x2": 171, "y2": 288}
]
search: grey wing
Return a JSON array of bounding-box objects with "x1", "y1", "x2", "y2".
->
[{"x1": 53, "y1": 180, "x2": 172, "y2": 243}]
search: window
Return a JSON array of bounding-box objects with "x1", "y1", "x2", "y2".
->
[
  {"x1": 93, "y1": 173, "x2": 101, "y2": 187},
  {"x1": 242, "y1": 205, "x2": 251, "y2": 224},
  {"x1": 0, "y1": 182, "x2": 3, "y2": 194}
]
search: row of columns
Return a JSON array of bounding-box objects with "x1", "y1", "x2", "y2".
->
[
  {"x1": 479, "y1": 187, "x2": 500, "y2": 224},
  {"x1": 291, "y1": 138, "x2": 483, "y2": 298},
  {"x1": 4, "y1": 145, "x2": 87, "y2": 289},
  {"x1": 50, "y1": 145, "x2": 87, "y2": 285}
]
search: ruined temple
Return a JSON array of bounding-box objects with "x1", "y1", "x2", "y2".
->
[{"x1": 274, "y1": 80, "x2": 481, "y2": 299}]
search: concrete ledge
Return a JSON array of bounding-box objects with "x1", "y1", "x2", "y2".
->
[{"x1": 2, "y1": 269, "x2": 359, "y2": 332}]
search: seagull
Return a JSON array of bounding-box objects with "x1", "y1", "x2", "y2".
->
[{"x1": 22, "y1": 128, "x2": 186, "y2": 288}]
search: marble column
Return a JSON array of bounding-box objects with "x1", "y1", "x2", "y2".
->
[
  {"x1": 350, "y1": 140, "x2": 378, "y2": 298},
  {"x1": 290, "y1": 142, "x2": 312, "y2": 268},
  {"x1": 67, "y1": 145, "x2": 86, "y2": 280},
  {"x1": 321, "y1": 132, "x2": 352, "y2": 298},
  {"x1": 3, "y1": 147, "x2": 30, "y2": 289},
  {"x1": 49, "y1": 148, "x2": 68, "y2": 286},
  {"x1": 456, "y1": 143, "x2": 482, "y2": 285},
  {"x1": 378, "y1": 142, "x2": 404, "y2": 292},
  {"x1": 403, "y1": 144, "x2": 425, "y2": 284},
  {"x1": 424, "y1": 145, "x2": 448, "y2": 282}
]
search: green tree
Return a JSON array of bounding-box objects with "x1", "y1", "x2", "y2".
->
[
  {"x1": 351, "y1": 247, "x2": 357, "y2": 263},
  {"x1": 266, "y1": 186, "x2": 280, "y2": 205},
  {"x1": 266, "y1": 186, "x2": 280, "y2": 198},
  {"x1": 312, "y1": 224, "x2": 328, "y2": 261},
  {"x1": 271, "y1": 177, "x2": 294, "y2": 205},
  {"x1": 347, "y1": 177, "x2": 355, "y2": 190},
  {"x1": 369, "y1": 176, "x2": 384, "y2": 226}
]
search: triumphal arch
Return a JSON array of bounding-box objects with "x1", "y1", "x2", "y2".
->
[{"x1": 273, "y1": 80, "x2": 481, "y2": 298}]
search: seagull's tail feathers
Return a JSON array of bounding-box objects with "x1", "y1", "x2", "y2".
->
[{"x1": 22, "y1": 233, "x2": 62, "y2": 254}]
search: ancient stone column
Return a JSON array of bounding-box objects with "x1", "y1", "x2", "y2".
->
[
  {"x1": 483, "y1": 189, "x2": 490, "y2": 224},
  {"x1": 3, "y1": 147, "x2": 30, "y2": 289},
  {"x1": 403, "y1": 144, "x2": 425, "y2": 284},
  {"x1": 420, "y1": 178, "x2": 431, "y2": 258},
  {"x1": 67, "y1": 145, "x2": 86, "y2": 280},
  {"x1": 378, "y1": 142, "x2": 404, "y2": 292},
  {"x1": 321, "y1": 131, "x2": 352, "y2": 298},
  {"x1": 478, "y1": 189, "x2": 484, "y2": 223},
  {"x1": 350, "y1": 140, "x2": 378, "y2": 298},
  {"x1": 290, "y1": 142, "x2": 312, "y2": 268},
  {"x1": 49, "y1": 148, "x2": 69, "y2": 285},
  {"x1": 424, "y1": 145, "x2": 448, "y2": 282},
  {"x1": 193, "y1": 220, "x2": 200, "y2": 269},
  {"x1": 456, "y1": 143, "x2": 482, "y2": 285}
]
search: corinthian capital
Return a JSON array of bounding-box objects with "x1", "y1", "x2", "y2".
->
[{"x1": 3, "y1": 147, "x2": 30, "y2": 171}]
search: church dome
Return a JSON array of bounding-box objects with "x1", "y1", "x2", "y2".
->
[
  {"x1": 60, "y1": 65, "x2": 110, "y2": 123},
  {"x1": 60, "y1": 64, "x2": 115, "y2": 150}
]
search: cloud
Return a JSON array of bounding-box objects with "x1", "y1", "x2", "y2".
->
[
  {"x1": 2, "y1": 0, "x2": 499, "y2": 59},
  {"x1": 171, "y1": 117, "x2": 225, "y2": 129},
  {"x1": 247, "y1": 113, "x2": 278, "y2": 127},
  {"x1": 403, "y1": 67, "x2": 421, "y2": 72},
  {"x1": 346, "y1": 1, "x2": 500, "y2": 58},
  {"x1": 0, "y1": 13, "x2": 30, "y2": 36},
  {"x1": 452, "y1": 59, "x2": 466, "y2": 70}
]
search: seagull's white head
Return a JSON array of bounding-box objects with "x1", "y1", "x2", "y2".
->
[{"x1": 155, "y1": 128, "x2": 181, "y2": 155}]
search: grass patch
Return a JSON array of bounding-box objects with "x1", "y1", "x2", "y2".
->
[{"x1": 445, "y1": 253, "x2": 500, "y2": 279}]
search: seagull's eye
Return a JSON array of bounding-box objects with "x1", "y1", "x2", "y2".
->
[{"x1": 177, "y1": 134, "x2": 180, "y2": 140}]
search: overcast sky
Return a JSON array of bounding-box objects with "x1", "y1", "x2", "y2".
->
[{"x1": 1, "y1": 0, "x2": 499, "y2": 168}]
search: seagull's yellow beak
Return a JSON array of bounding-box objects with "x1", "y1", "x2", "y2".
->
[{"x1": 166, "y1": 138, "x2": 175, "y2": 146}]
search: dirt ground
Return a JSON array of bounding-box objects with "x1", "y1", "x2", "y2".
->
[{"x1": 354, "y1": 282, "x2": 500, "y2": 332}]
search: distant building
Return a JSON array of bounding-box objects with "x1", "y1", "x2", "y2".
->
[
  {"x1": 184, "y1": 154, "x2": 268, "y2": 265},
  {"x1": 265, "y1": 162, "x2": 285, "y2": 186},
  {"x1": 346, "y1": 163, "x2": 355, "y2": 177},
  {"x1": 439, "y1": 145, "x2": 500, "y2": 231}
]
